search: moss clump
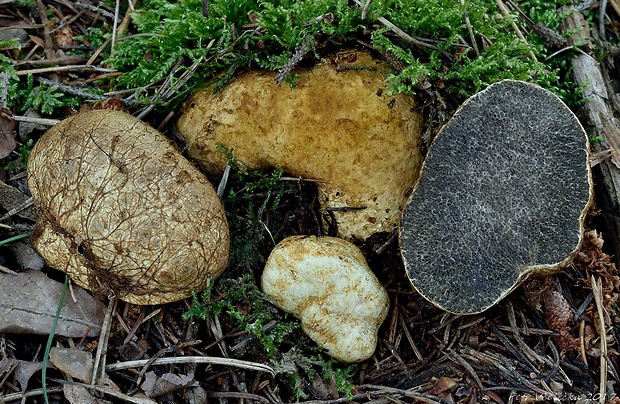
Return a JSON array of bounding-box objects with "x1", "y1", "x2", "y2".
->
[{"x1": 103, "y1": 0, "x2": 566, "y2": 107}]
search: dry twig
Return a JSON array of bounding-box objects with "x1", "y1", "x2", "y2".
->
[
  {"x1": 351, "y1": 0, "x2": 436, "y2": 49},
  {"x1": 460, "y1": 0, "x2": 480, "y2": 56},
  {"x1": 591, "y1": 276, "x2": 608, "y2": 403},
  {"x1": 92, "y1": 298, "x2": 118, "y2": 386},
  {"x1": 15, "y1": 64, "x2": 116, "y2": 75},
  {"x1": 495, "y1": 0, "x2": 537, "y2": 61},
  {"x1": 106, "y1": 356, "x2": 275, "y2": 375}
]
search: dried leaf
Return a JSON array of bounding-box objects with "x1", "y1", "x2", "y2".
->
[
  {"x1": 184, "y1": 386, "x2": 208, "y2": 404},
  {"x1": 141, "y1": 371, "x2": 195, "y2": 397},
  {"x1": 13, "y1": 359, "x2": 44, "y2": 391},
  {"x1": 117, "y1": 340, "x2": 148, "y2": 361},
  {"x1": 63, "y1": 384, "x2": 106, "y2": 404},
  {"x1": 0, "y1": 107, "x2": 16, "y2": 159},
  {"x1": 0, "y1": 270, "x2": 105, "y2": 337},
  {"x1": 98, "y1": 375, "x2": 122, "y2": 392},
  {"x1": 0, "y1": 28, "x2": 27, "y2": 43},
  {"x1": 28, "y1": 35, "x2": 44, "y2": 48},
  {"x1": 428, "y1": 376, "x2": 459, "y2": 395},
  {"x1": 0, "y1": 181, "x2": 36, "y2": 220},
  {"x1": 49, "y1": 347, "x2": 93, "y2": 383},
  {"x1": 18, "y1": 109, "x2": 47, "y2": 140},
  {"x1": 0, "y1": 355, "x2": 13, "y2": 374},
  {"x1": 9, "y1": 242, "x2": 45, "y2": 271},
  {"x1": 306, "y1": 373, "x2": 335, "y2": 399}
]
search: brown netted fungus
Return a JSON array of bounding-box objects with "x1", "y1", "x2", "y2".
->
[
  {"x1": 28, "y1": 110, "x2": 230, "y2": 305},
  {"x1": 399, "y1": 80, "x2": 592, "y2": 314},
  {"x1": 176, "y1": 50, "x2": 424, "y2": 240}
]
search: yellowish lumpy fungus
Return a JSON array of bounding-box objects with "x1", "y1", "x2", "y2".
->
[{"x1": 176, "y1": 50, "x2": 424, "y2": 241}]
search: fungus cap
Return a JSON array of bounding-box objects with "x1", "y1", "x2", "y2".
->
[
  {"x1": 176, "y1": 50, "x2": 424, "y2": 240},
  {"x1": 28, "y1": 110, "x2": 230, "y2": 305},
  {"x1": 399, "y1": 80, "x2": 592, "y2": 314}
]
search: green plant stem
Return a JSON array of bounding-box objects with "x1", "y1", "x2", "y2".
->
[
  {"x1": 0, "y1": 233, "x2": 30, "y2": 246},
  {"x1": 42, "y1": 274, "x2": 69, "y2": 404}
]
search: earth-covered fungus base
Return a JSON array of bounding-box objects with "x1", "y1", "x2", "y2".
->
[
  {"x1": 400, "y1": 80, "x2": 592, "y2": 315},
  {"x1": 27, "y1": 110, "x2": 230, "y2": 305}
]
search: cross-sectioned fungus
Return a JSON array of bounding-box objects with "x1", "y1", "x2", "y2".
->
[
  {"x1": 27, "y1": 110, "x2": 230, "y2": 305},
  {"x1": 399, "y1": 80, "x2": 593, "y2": 314},
  {"x1": 176, "y1": 50, "x2": 424, "y2": 241},
  {"x1": 261, "y1": 236, "x2": 389, "y2": 363}
]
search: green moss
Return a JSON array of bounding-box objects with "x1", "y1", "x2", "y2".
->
[
  {"x1": 102, "y1": 0, "x2": 580, "y2": 110},
  {"x1": 276, "y1": 352, "x2": 358, "y2": 399},
  {"x1": 183, "y1": 151, "x2": 299, "y2": 359},
  {"x1": 73, "y1": 27, "x2": 110, "y2": 49},
  {"x1": 519, "y1": 0, "x2": 576, "y2": 28},
  {"x1": 5, "y1": 0, "x2": 593, "y2": 115},
  {"x1": 19, "y1": 76, "x2": 80, "y2": 115},
  {"x1": 0, "y1": 39, "x2": 22, "y2": 51},
  {"x1": 3, "y1": 139, "x2": 33, "y2": 171}
]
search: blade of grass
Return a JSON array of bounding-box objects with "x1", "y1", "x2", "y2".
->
[
  {"x1": 42, "y1": 274, "x2": 69, "y2": 404},
  {"x1": 0, "y1": 233, "x2": 30, "y2": 246}
]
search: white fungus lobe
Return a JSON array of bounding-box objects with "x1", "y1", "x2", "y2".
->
[{"x1": 261, "y1": 236, "x2": 389, "y2": 362}]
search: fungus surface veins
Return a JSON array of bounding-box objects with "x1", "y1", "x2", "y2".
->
[{"x1": 28, "y1": 110, "x2": 229, "y2": 304}]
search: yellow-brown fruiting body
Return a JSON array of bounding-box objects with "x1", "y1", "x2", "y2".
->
[{"x1": 28, "y1": 110, "x2": 230, "y2": 305}]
